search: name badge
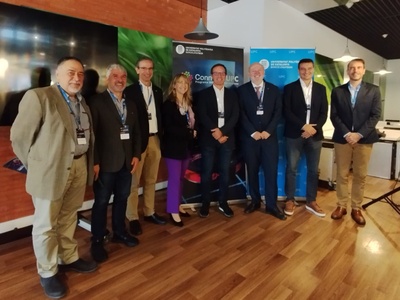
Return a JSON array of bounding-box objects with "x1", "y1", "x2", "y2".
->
[
  {"x1": 120, "y1": 125, "x2": 130, "y2": 140},
  {"x1": 76, "y1": 128, "x2": 86, "y2": 145},
  {"x1": 148, "y1": 112, "x2": 152, "y2": 120},
  {"x1": 256, "y1": 105, "x2": 264, "y2": 115}
]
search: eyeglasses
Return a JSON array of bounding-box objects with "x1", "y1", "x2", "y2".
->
[
  {"x1": 138, "y1": 67, "x2": 154, "y2": 71},
  {"x1": 212, "y1": 72, "x2": 226, "y2": 76}
]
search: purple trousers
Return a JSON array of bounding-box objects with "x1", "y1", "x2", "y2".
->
[{"x1": 165, "y1": 157, "x2": 190, "y2": 213}]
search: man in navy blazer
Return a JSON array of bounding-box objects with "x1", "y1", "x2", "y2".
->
[
  {"x1": 124, "y1": 57, "x2": 166, "y2": 236},
  {"x1": 238, "y1": 62, "x2": 286, "y2": 220},
  {"x1": 283, "y1": 58, "x2": 328, "y2": 218},
  {"x1": 330, "y1": 58, "x2": 381, "y2": 226},
  {"x1": 196, "y1": 63, "x2": 239, "y2": 218}
]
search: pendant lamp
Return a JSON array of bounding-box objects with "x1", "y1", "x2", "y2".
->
[
  {"x1": 374, "y1": 59, "x2": 392, "y2": 75},
  {"x1": 184, "y1": 0, "x2": 219, "y2": 40},
  {"x1": 333, "y1": 39, "x2": 358, "y2": 62}
]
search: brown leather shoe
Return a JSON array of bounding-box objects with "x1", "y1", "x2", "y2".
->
[
  {"x1": 331, "y1": 207, "x2": 347, "y2": 220},
  {"x1": 351, "y1": 209, "x2": 366, "y2": 225}
]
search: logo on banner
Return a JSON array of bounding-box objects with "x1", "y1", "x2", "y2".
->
[
  {"x1": 175, "y1": 44, "x2": 185, "y2": 55},
  {"x1": 259, "y1": 59, "x2": 269, "y2": 69},
  {"x1": 182, "y1": 71, "x2": 193, "y2": 82}
]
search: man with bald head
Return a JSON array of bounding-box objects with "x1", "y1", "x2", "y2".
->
[
  {"x1": 238, "y1": 62, "x2": 286, "y2": 220},
  {"x1": 11, "y1": 56, "x2": 97, "y2": 298}
]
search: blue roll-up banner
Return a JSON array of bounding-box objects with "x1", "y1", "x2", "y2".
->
[
  {"x1": 172, "y1": 41, "x2": 246, "y2": 205},
  {"x1": 250, "y1": 48, "x2": 316, "y2": 199}
]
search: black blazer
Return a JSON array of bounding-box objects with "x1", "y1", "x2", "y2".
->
[
  {"x1": 330, "y1": 81, "x2": 381, "y2": 144},
  {"x1": 89, "y1": 90, "x2": 141, "y2": 172},
  {"x1": 195, "y1": 85, "x2": 239, "y2": 149},
  {"x1": 161, "y1": 98, "x2": 194, "y2": 159},
  {"x1": 124, "y1": 81, "x2": 163, "y2": 153},
  {"x1": 238, "y1": 80, "x2": 281, "y2": 141},
  {"x1": 283, "y1": 80, "x2": 328, "y2": 140}
]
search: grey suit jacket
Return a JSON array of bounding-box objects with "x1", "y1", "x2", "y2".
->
[
  {"x1": 330, "y1": 81, "x2": 381, "y2": 144},
  {"x1": 10, "y1": 85, "x2": 94, "y2": 200}
]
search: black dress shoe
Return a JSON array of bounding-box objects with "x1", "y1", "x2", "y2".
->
[
  {"x1": 198, "y1": 203, "x2": 210, "y2": 218},
  {"x1": 91, "y1": 240, "x2": 108, "y2": 263},
  {"x1": 170, "y1": 214, "x2": 184, "y2": 227},
  {"x1": 179, "y1": 211, "x2": 191, "y2": 217},
  {"x1": 112, "y1": 233, "x2": 139, "y2": 247},
  {"x1": 40, "y1": 274, "x2": 66, "y2": 299},
  {"x1": 129, "y1": 220, "x2": 143, "y2": 235},
  {"x1": 266, "y1": 205, "x2": 287, "y2": 220},
  {"x1": 144, "y1": 213, "x2": 167, "y2": 225},
  {"x1": 62, "y1": 258, "x2": 98, "y2": 273},
  {"x1": 244, "y1": 202, "x2": 261, "y2": 214}
]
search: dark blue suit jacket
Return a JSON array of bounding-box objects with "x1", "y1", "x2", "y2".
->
[
  {"x1": 195, "y1": 85, "x2": 239, "y2": 149},
  {"x1": 330, "y1": 81, "x2": 381, "y2": 144},
  {"x1": 238, "y1": 80, "x2": 281, "y2": 141},
  {"x1": 124, "y1": 81, "x2": 163, "y2": 153},
  {"x1": 283, "y1": 80, "x2": 328, "y2": 140}
]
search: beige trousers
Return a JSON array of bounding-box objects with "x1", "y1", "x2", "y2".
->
[
  {"x1": 334, "y1": 143, "x2": 373, "y2": 210},
  {"x1": 32, "y1": 155, "x2": 87, "y2": 278},
  {"x1": 126, "y1": 135, "x2": 161, "y2": 220}
]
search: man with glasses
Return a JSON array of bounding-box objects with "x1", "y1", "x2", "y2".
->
[
  {"x1": 125, "y1": 57, "x2": 166, "y2": 236},
  {"x1": 238, "y1": 62, "x2": 286, "y2": 220},
  {"x1": 196, "y1": 63, "x2": 239, "y2": 218},
  {"x1": 11, "y1": 56, "x2": 97, "y2": 299}
]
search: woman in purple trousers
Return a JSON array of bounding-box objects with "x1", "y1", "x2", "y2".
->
[{"x1": 161, "y1": 74, "x2": 196, "y2": 227}]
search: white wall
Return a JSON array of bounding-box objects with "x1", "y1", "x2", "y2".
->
[
  {"x1": 207, "y1": 0, "x2": 399, "y2": 120},
  {"x1": 384, "y1": 59, "x2": 400, "y2": 120}
]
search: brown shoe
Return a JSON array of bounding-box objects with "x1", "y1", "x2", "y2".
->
[
  {"x1": 305, "y1": 201, "x2": 326, "y2": 217},
  {"x1": 331, "y1": 207, "x2": 347, "y2": 220},
  {"x1": 351, "y1": 209, "x2": 366, "y2": 225},
  {"x1": 284, "y1": 200, "x2": 295, "y2": 216}
]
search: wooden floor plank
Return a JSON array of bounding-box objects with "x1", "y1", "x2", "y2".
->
[{"x1": 0, "y1": 176, "x2": 399, "y2": 299}]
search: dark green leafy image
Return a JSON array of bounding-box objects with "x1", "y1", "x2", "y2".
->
[{"x1": 118, "y1": 28, "x2": 172, "y2": 91}]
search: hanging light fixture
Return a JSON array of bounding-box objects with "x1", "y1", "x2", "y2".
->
[
  {"x1": 374, "y1": 58, "x2": 392, "y2": 75},
  {"x1": 333, "y1": 39, "x2": 358, "y2": 62},
  {"x1": 184, "y1": 0, "x2": 219, "y2": 40}
]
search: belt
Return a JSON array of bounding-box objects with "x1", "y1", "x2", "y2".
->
[
  {"x1": 74, "y1": 154, "x2": 84, "y2": 159},
  {"x1": 149, "y1": 133, "x2": 157, "y2": 137}
]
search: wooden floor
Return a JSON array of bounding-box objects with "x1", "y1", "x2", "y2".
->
[{"x1": 1, "y1": 176, "x2": 400, "y2": 300}]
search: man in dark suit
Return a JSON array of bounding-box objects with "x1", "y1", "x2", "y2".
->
[
  {"x1": 125, "y1": 57, "x2": 166, "y2": 236},
  {"x1": 89, "y1": 64, "x2": 141, "y2": 262},
  {"x1": 196, "y1": 63, "x2": 239, "y2": 218},
  {"x1": 283, "y1": 58, "x2": 328, "y2": 217},
  {"x1": 330, "y1": 58, "x2": 381, "y2": 226},
  {"x1": 238, "y1": 62, "x2": 286, "y2": 220}
]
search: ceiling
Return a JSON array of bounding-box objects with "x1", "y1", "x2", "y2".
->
[
  {"x1": 181, "y1": 0, "x2": 400, "y2": 59},
  {"x1": 280, "y1": 0, "x2": 400, "y2": 60}
]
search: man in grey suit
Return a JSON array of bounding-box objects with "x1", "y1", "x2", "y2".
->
[
  {"x1": 11, "y1": 56, "x2": 97, "y2": 299},
  {"x1": 330, "y1": 58, "x2": 381, "y2": 226},
  {"x1": 283, "y1": 58, "x2": 328, "y2": 218},
  {"x1": 89, "y1": 64, "x2": 141, "y2": 263}
]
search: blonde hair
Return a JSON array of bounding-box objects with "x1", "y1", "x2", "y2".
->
[{"x1": 166, "y1": 73, "x2": 192, "y2": 106}]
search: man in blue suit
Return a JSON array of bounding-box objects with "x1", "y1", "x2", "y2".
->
[
  {"x1": 238, "y1": 62, "x2": 286, "y2": 220},
  {"x1": 330, "y1": 58, "x2": 381, "y2": 226},
  {"x1": 283, "y1": 58, "x2": 328, "y2": 217},
  {"x1": 196, "y1": 63, "x2": 239, "y2": 218}
]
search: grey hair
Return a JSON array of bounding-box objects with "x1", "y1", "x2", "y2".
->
[{"x1": 105, "y1": 64, "x2": 127, "y2": 79}]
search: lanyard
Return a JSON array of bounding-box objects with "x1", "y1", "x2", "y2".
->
[
  {"x1": 256, "y1": 83, "x2": 264, "y2": 107},
  {"x1": 108, "y1": 89, "x2": 127, "y2": 125},
  {"x1": 348, "y1": 83, "x2": 361, "y2": 108},
  {"x1": 140, "y1": 83, "x2": 153, "y2": 110},
  {"x1": 57, "y1": 84, "x2": 82, "y2": 129}
]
